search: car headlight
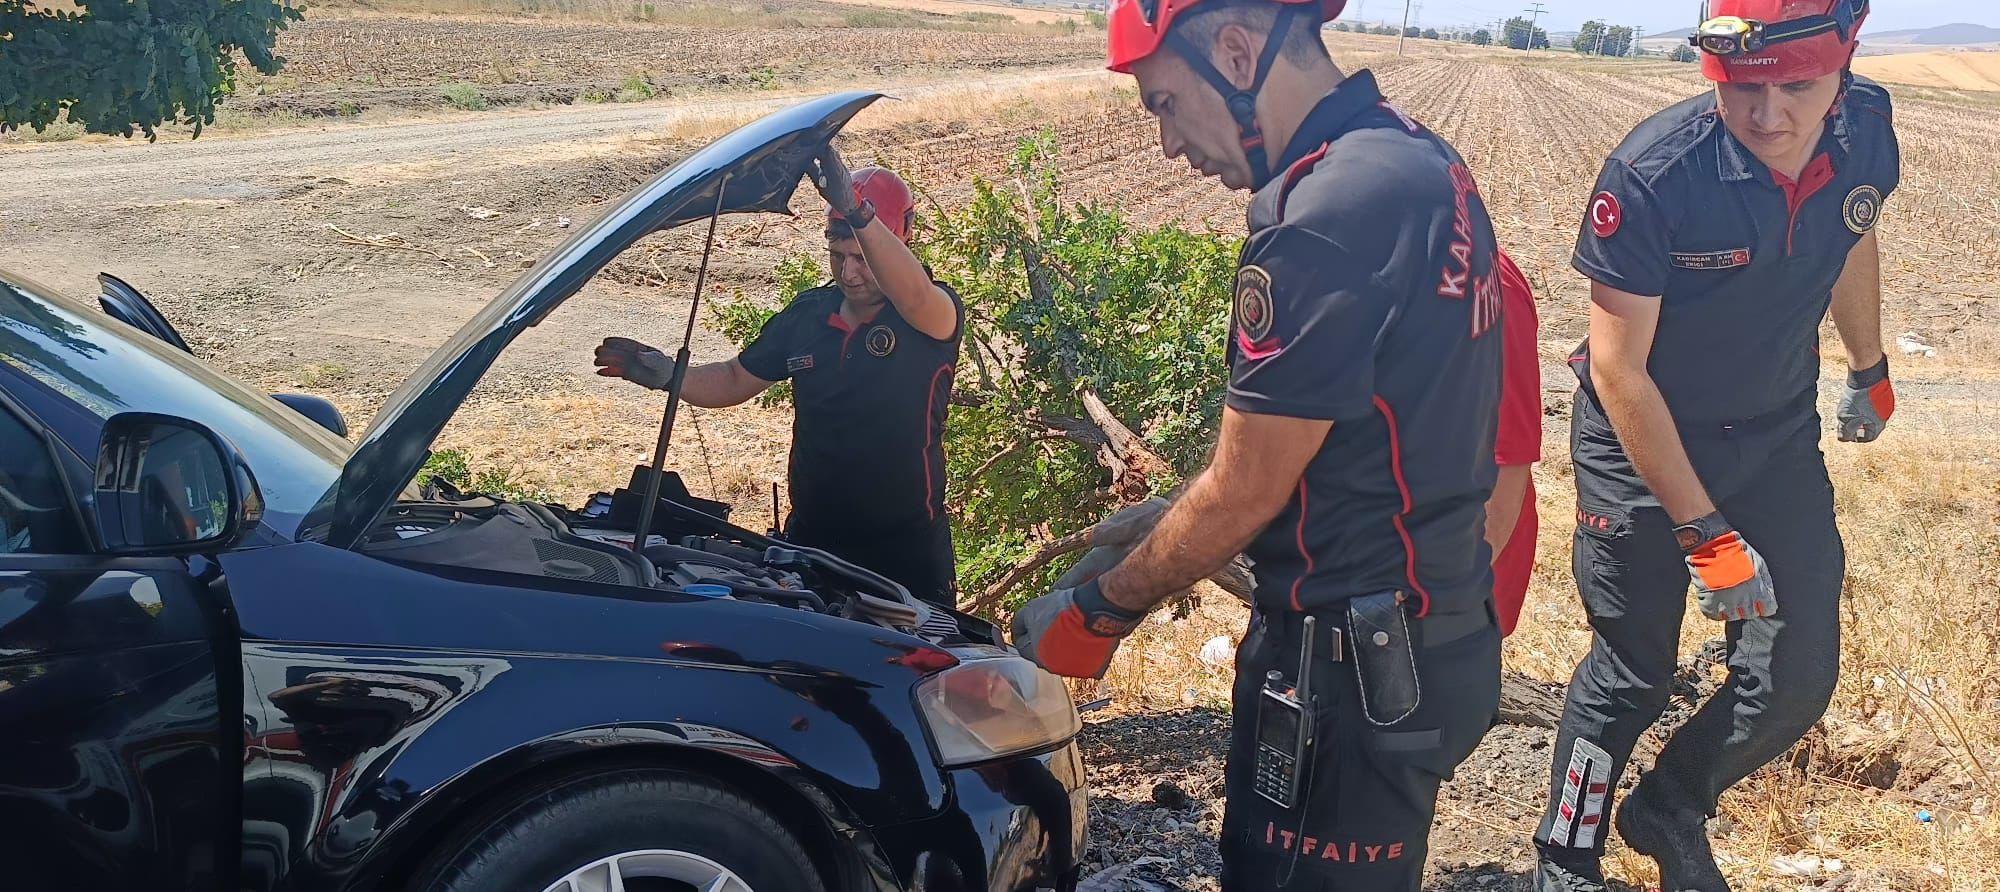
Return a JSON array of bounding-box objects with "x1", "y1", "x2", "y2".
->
[{"x1": 915, "y1": 654, "x2": 1082, "y2": 767}]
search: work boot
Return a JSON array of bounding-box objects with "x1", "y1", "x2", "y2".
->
[
  {"x1": 1613, "y1": 783, "x2": 1731, "y2": 892},
  {"x1": 1531, "y1": 844, "x2": 1608, "y2": 892}
]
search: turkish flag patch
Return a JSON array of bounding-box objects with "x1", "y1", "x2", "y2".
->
[{"x1": 1589, "y1": 191, "x2": 1622, "y2": 238}]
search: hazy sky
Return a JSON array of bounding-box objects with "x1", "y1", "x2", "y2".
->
[{"x1": 1336, "y1": 0, "x2": 1997, "y2": 35}]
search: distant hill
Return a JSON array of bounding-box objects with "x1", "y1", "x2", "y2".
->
[
  {"x1": 1909, "y1": 23, "x2": 2000, "y2": 45},
  {"x1": 1868, "y1": 23, "x2": 2000, "y2": 48}
]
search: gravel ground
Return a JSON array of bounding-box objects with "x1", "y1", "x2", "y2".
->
[
  {"x1": 1075, "y1": 709, "x2": 1614, "y2": 892},
  {"x1": 1072, "y1": 635, "x2": 1941, "y2": 892}
]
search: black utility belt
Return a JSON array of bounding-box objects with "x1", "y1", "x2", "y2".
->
[
  {"x1": 1579, "y1": 385, "x2": 1816, "y2": 440},
  {"x1": 1267, "y1": 597, "x2": 1492, "y2": 663}
]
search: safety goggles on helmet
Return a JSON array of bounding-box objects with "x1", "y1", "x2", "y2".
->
[{"x1": 1691, "y1": 0, "x2": 1865, "y2": 58}]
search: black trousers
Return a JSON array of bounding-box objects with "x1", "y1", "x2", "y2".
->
[
  {"x1": 1537, "y1": 394, "x2": 1844, "y2": 852},
  {"x1": 784, "y1": 511, "x2": 958, "y2": 609},
  {"x1": 1220, "y1": 607, "x2": 1499, "y2": 890}
]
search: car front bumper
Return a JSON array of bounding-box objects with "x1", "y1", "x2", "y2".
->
[{"x1": 865, "y1": 740, "x2": 1088, "y2": 892}]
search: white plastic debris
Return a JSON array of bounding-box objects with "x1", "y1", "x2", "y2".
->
[
  {"x1": 1897, "y1": 332, "x2": 1938, "y2": 357},
  {"x1": 557, "y1": 215, "x2": 573, "y2": 228},
  {"x1": 1199, "y1": 635, "x2": 1236, "y2": 668},
  {"x1": 459, "y1": 206, "x2": 501, "y2": 220},
  {"x1": 1771, "y1": 854, "x2": 1844, "y2": 877}
]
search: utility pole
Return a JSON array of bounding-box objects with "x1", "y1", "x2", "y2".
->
[
  {"x1": 1398, "y1": 0, "x2": 1412, "y2": 54},
  {"x1": 1632, "y1": 26, "x2": 1646, "y2": 57},
  {"x1": 1594, "y1": 24, "x2": 1607, "y2": 56},
  {"x1": 1523, "y1": 2, "x2": 1547, "y2": 50}
]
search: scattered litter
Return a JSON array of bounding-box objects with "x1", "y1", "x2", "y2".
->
[
  {"x1": 1897, "y1": 331, "x2": 1938, "y2": 357},
  {"x1": 557, "y1": 215, "x2": 573, "y2": 228},
  {"x1": 1198, "y1": 635, "x2": 1235, "y2": 668},
  {"x1": 1771, "y1": 854, "x2": 1844, "y2": 877},
  {"x1": 1917, "y1": 809, "x2": 1934, "y2": 823},
  {"x1": 459, "y1": 205, "x2": 502, "y2": 220}
]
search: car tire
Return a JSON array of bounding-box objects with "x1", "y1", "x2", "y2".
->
[{"x1": 409, "y1": 769, "x2": 828, "y2": 892}]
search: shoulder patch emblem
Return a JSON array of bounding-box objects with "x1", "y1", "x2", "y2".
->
[
  {"x1": 1843, "y1": 185, "x2": 1882, "y2": 235},
  {"x1": 1235, "y1": 265, "x2": 1276, "y2": 342},
  {"x1": 786, "y1": 354, "x2": 815, "y2": 373},
  {"x1": 865, "y1": 324, "x2": 896, "y2": 357},
  {"x1": 1589, "y1": 191, "x2": 1622, "y2": 238}
]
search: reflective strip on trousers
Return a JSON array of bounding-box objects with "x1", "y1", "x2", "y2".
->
[{"x1": 1549, "y1": 738, "x2": 1612, "y2": 849}]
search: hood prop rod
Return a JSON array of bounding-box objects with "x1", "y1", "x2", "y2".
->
[{"x1": 632, "y1": 172, "x2": 731, "y2": 553}]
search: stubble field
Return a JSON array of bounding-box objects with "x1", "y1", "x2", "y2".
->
[{"x1": 4, "y1": 19, "x2": 1998, "y2": 891}]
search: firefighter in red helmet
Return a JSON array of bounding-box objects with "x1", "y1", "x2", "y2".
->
[
  {"x1": 1012, "y1": 0, "x2": 1512, "y2": 887},
  {"x1": 595, "y1": 151, "x2": 966, "y2": 608},
  {"x1": 1533, "y1": 2, "x2": 1897, "y2": 889}
]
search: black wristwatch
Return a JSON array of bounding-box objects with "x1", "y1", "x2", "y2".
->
[
  {"x1": 844, "y1": 198, "x2": 878, "y2": 231},
  {"x1": 1672, "y1": 511, "x2": 1733, "y2": 553},
  {"x1": 1070, "y1": 577, "x2": 1146, "y2": 638}
]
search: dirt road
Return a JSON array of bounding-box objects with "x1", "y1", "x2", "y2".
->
[{"x1": 1, "y1": 68, "x2": 1105, "y2": 217}]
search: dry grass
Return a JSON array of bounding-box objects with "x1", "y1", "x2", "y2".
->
[{"x1": 1856, "y1": 50, "x2": 2000, "y2": 93}]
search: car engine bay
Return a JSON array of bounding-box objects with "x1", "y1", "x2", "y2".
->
[{"x1": 357, "y1": 466, "x2": 992, "y2": 648}]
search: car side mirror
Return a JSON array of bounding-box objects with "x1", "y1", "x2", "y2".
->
[
  {"x1": 270, "y1": 393, "x2": 349, "y2": 438},
  {"x1": 94, "y1": 413, "x2": 265, "y2": 554}
]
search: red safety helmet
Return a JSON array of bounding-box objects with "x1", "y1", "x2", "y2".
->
[
  {"x1": 1694, "y1": 0, "x2": 1867, "y2": 84},
  {"x1": 828, "y1": 166, "x2": 916, "y2": 242},
  {"x1": 1106, "y1": 0, "x2": 1345, "y2": 73},
  {"x1": 1106, "y1": 0, "x2": 1348, "y2": 188}
]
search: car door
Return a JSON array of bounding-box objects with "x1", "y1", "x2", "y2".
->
[{"x1": 0, "y1": 393, "x2": 237, "y2": 890}]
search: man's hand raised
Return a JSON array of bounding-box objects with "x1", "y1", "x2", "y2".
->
[{"x1": 594, "y1": 337, "x2": 673, "y2": 391}]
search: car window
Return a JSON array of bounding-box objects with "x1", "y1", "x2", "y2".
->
[
  {"x1": 0, "y1": 405, "x2": 85, "y2": 555},
  {"x1": 0, "y1": 275, "x2": 387, "y2": 539}
]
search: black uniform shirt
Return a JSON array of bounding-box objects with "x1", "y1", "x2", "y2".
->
[
  {"x1": 738, "y1": 283, "x2": 963, "y2": 531},
  {"x1": 1569, "y1": 78, "x2": 1901, "y2": 429},
  {"x1": 1228, "y1": 70, "x2": 1505, "y2": 618}
]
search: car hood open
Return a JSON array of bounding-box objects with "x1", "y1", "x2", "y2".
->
[{"x1": 304, "y1": 91, "x2": 883, "y2": 548}]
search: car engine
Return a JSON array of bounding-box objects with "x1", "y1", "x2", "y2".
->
[{"x1": 356, "y1": 468, "x2": 989, "y2": 648}]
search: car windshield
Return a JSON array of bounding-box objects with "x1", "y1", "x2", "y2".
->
[{"x1": 0, "y1": 274, "x2": 388, "y2": 539}]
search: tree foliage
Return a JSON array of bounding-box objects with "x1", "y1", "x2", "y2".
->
[
  {"x1": 1503, "y1": 16, "x2": 1549, "y2": 49},
  {"x1": 1670, "y1": 43, "x2": 1700, "y2": 63},
  {"x1": 922, "y1": 133, "x2": 1239, "y2": 605},
  {"x1": 1421, "y1": 27, "x2": 1439, "y2": 40},
  {"x1": 0, "y1": 0, "x2": 302, "y2": 139},
  {"x1": 1573, "y1": 20, "x2": 1633, "y2": 56},
  {"x1": 1471, "y1": 28, "x2": 1492, "y2": 45}
]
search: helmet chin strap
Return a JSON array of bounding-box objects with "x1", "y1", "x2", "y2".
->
[{"x1": 1164, "y1": 3, "x2": 1310, "y2": 190}]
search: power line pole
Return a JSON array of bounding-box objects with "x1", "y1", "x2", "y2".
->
[
  {"x1": 1520, "y1": 2, "x2": 1552, "y2": 50},
  {"x1": 1398, "y1": 0, "x2": 1412, "y2": 54},
  {"x1": 1632, "y1": 26, "x2": 1646, "y2": 57}
]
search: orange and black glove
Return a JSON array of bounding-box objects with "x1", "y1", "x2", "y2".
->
[
  {"x1": 1837, "y1": 356, "x2": 1894, "y2": 443},
  {"x1": 1010, "y1": 578, "x2": 1147, "y2": 680},
  {"x1": 1676, "y1": 512, "x2": 1777, "y2": 622}
]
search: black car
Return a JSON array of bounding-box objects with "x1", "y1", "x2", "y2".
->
[{"x1": 0, "y1": 91, "x2": 1087, "y2": 892}]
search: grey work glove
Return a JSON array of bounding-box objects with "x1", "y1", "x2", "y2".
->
[
  {"x1": 1837, "y1": 356, "x2": 1895, "y2": 443},
  {"x1": 593, "y1": 337, "x2": 673, "y2": 391},
  {"x1": 1011, "y1": 578, "x2": 1145, "y2": 680},
  {"x1": 1054, "y1": 498, "x2": 1190, "y2": 601},
  {"x1": 1678, "y1": 512, "x2": 1777, "y2": 622},
  {"x1": 810, "y1": 146, "x2": 860, "y2": 218}
]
